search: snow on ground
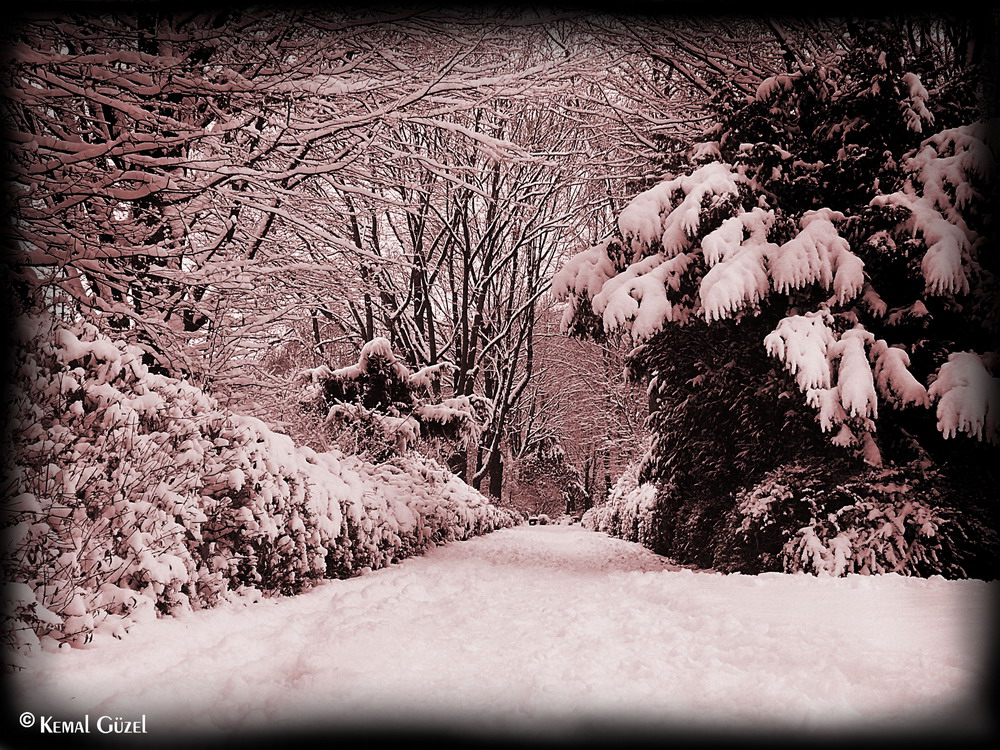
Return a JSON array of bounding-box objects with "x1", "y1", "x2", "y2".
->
[{"x1": 10, "y1": 525, "x2": 997, "y2": 743}]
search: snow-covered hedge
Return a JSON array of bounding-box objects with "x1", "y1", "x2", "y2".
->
[
  {"x1": 581, "y1": 465, "x2": 660, "y2": 549},
  {"x1": 2, "y1": 314, "x2": 518, "y2": 661},
  {"x1": 584, "y1": 457, "x2": 994, "y2": 579},
  {"x1": 326, "y1": 455, "x2": 519, "y2": 576}
]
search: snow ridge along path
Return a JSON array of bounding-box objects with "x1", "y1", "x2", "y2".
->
[{"x1": 11, "y1": 524, "x2": 997, "y2": 743}]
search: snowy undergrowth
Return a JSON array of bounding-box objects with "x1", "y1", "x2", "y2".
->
[
  {"x1": 581, "y1": 463, "x2": 659, "y2": 549},
  {"x1": 2, "y1": 313, "x2": 518, "y2": 665},
  {"x1": 732, "y1": 462, "x2": 982, "y2": 577},
  {"x1": 584, "y1": 458, "x2": 992, "y2": 579}
]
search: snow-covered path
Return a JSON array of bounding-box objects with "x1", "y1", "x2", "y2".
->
[{"x1": 12, "y1": 525, "x2": 997, "y2": 742}]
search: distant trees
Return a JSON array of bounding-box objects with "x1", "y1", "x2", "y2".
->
[
  {"x1": 555, "y1": 16, "x2": 999, "y2": 576},
  {"x1": 505, "y1": 437, "x2": 587, "y2": 519},
  {"x1": 504, "y1": 308, "x2": 647, "y2": 510},
  {"x1": 310, "y1": 104, "x2": 578, "y2": 495},
  {"x1": 244, "y1": 15, "x2": 665, "y2": 497}
]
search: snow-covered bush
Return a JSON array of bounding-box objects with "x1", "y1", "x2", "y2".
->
[
  {"x1": 582, "y1": 464, "x2": 661, "y2": 549},
  {"x1": 730, "y1": 461, "x2": 993, "y2": 578},
  {"x1": 326, "y1": 454, "x2": 518, "y2": 577},
  {"x1": 785, "y1": 500, "x2": 958, "y2": 578},
  {"x1": 3, "y1": 313, "x2": 517, "y2": 661},
  {"x1": 297, "y1": 338, "x2": 490, "y2": 463},
  {"x1": 5, "y1": 314, "x2": 232, "y2": 648}
]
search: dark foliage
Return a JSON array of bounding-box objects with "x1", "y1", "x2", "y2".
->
[{"x1": 574, "y1": 16, "x2": 1000, "y2": 577}]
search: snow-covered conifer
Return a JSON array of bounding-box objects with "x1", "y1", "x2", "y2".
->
[
  {"x1": 557, "y1": 19, "x2": 998, "y2": 576},
  {"x1": 298, "y1": 338, "x2": 489, "y2": 462}
]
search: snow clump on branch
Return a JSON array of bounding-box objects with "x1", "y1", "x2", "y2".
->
[{"x1": 553, "y1": 118, "x2": 999, "y2": 459}]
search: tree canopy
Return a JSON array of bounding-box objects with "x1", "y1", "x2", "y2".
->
[
  {"x1": 4, "y1": 9, "x2": 998, "y2": 574},
  {"x1": 556, "y1": 15, "x2": 999, "y2": 576}
]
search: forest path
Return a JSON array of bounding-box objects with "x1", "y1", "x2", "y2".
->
[{"x1": 12, "y1": 525, "x2": 994, "y2": 741}]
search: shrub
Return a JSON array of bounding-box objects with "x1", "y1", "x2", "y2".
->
[
  {"x1": 582, "y1": 464, "x2": 661, "y2": 549},
  {"x1": 2, "y1": 313, "x2": 518, "y2": 666},
  {"x1": 727, "y1": 459, "x2": 997, "y2": 577}
]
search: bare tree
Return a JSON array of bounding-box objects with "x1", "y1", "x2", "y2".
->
[
  {"x1": 8, "y1": 8, "x2": 905, "y2": 498},
  {"x1": 3, "y1": 8, "x2": 575, "y2": 391}
]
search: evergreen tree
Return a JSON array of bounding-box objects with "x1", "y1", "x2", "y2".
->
[
  {"x1": 298, "y1": 338, "x2": 490, "y2": 464},
  {"x1": 553, "y1": 18, "x2": 999, "y2": 576}
]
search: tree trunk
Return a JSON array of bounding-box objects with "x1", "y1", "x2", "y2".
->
[
  {"x1": 603, "y1": 449, "x2": 612, "y2": 499},
  {"x1": 488, "y1": 447, "x2": 504, "y2": 499}
]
